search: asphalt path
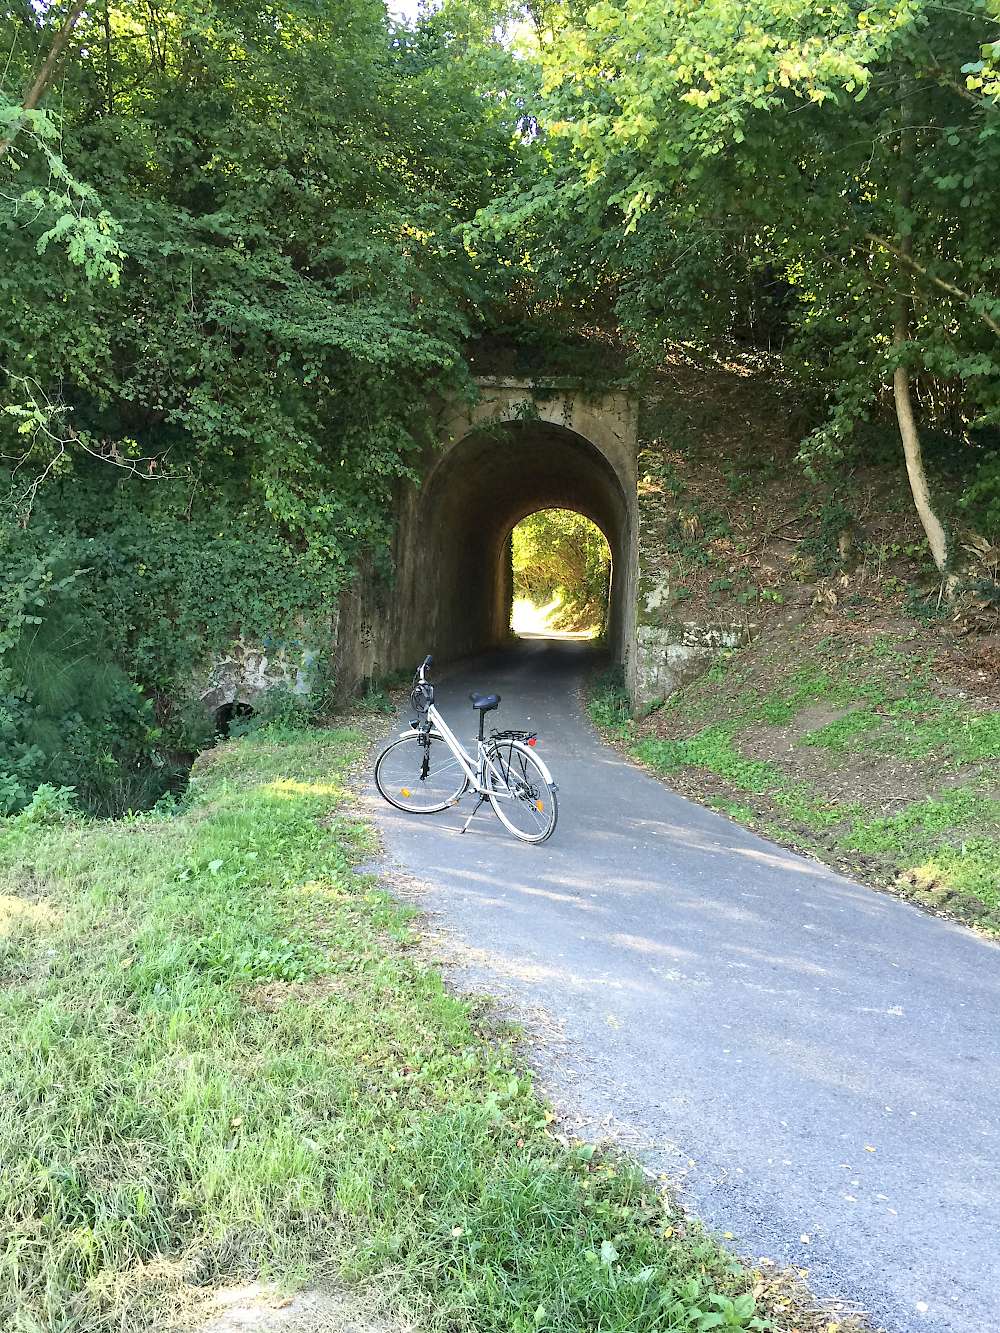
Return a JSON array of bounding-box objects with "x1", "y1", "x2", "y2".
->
[{"x1": 369, "y1": 637, "x2": 1000, "y2": 1333}]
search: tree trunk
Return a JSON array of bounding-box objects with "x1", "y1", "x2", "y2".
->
[
  {"x1": 891, "y1": 73, "x2": 953, "y2": 582},
  {"x1": 892, "y1": 348, "x2": 951, "y2": 577},
  {"x1": 0, "y1": 0, "x2": 88, "y2": 164}
]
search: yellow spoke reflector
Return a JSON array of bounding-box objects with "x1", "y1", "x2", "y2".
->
[
  {"x1": 535, "y1": 800, "x2": 545, "y2": 811},
  {"x1": 401, "y1": 788, "x2": 411, "y2": 797}
]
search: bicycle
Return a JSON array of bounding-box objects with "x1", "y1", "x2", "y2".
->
[{"x1": 374, "y1": 655, "x2": 558, "y2": 843}]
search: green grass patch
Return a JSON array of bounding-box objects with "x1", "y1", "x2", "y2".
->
[
  {"x1": 634, "y1": 727, "x2": 780, "y2": 791},
  {"x1": 0, "y1": 727, "x2": 768, "y2": 1333},
  {"x1": 587, "y1": 667, "x2": 634, "y2": 740},
  {"x1": 802, "y1": 708, "x2": 882, "y2": 752},
  {"x1": 633, "y1": 729, "x2": 844, "y2": 832},
  {"x1": 905, "y1": 839, "x2": 1000, "y2": 914},
  {"x1": 804, "y1": 694, "x2": 1000, "y2": 766},
  {"x1": 844, "y1": 787, "x2": 999, "y2": 857},
  {"x1": 845, "y1": 790, "x2": 1000, "y2": 922},
  {"x1": 707, "y1": 798, "x2": 758, "y2": 822}
]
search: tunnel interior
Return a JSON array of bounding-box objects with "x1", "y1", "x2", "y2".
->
[{"x1": 403, "y1": 420, "x2": 632, "y2": 665}]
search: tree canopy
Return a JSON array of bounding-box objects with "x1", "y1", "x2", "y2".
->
[
  {"x1": 2, "y1": 0, "x2": 526, "y2": 541},
  {"x1": 477, "y1": 0, "x2": 1000, "y2": 567}
]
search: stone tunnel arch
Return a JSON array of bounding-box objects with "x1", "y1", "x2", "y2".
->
[
  {"x1": 410, "y1": 422, "x2": 628, "y2": 660},
  {"x1": 335, "y1": 380, "x2": 639, "y2": 687}
]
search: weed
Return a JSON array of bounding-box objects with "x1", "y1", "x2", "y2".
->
[
  {"x1": 904, "y1": 839, "x2": 1000, "y2": 914},
  {"x1": 588, "y1": 667, "x2": 633, "y2": 739},
  {"x1": 844, "y1": 788, "x2": 997, "y2": 857},
  {"x1": 804, "y1": 693, "x2": 1000, "y2": 766},
  {"x1": 708, "y1": 798, "x2": 758, "y2": 822},
  {"x1": 803, "y1": 709, "x2": 881, "y2": 751},
  {"x1": 771, "y1": 787, "x2": 848, "y2": 830},
  {"x1": 634, "y1": 728, "x2": 782, "y2": 792}
]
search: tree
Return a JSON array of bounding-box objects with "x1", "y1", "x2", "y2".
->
[
  {"x1": 1, "y1": 0, "x2": 523, "y2": 538},
  {"x1": 490, "y1": 0, "x2": 1000, "y2": 572},
  {"x1": 0, "y1": 0, "x2": 87, "y2": 163},
  {"x1": 1, "y1": 0, "x2": 526, "y2": 808}
]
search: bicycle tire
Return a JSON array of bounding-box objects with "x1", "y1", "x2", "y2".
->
[
  {"x1": 375, "y1": 730, "x2": 469, "y2": 814},
  {"x1": 484, "y1": 739, "x2": 558, "y2": 843}
]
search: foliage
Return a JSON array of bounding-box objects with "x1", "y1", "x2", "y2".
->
[
  {"x1": 512, "y1": 509, "x2": 611, "y2": 631},
  {"x1": 0, "y1": 465, "x2": 359, "y2": 813},
  {"x1": 477, "y1": 0, "x2": 1000, "y2": 564},
  {"x1": 2, "y1": 0, "x2": 515, "y2": 538},
  {"x1": 0, "y1": 94, "x2": 124, "y2": 284},
  {"x1": 1, "y1": 0, "x2": 530, "y2": 807},
  {"x1": 0, "y1": 725, "x2": 768, "y2": 1331},
  {"x1": 587, "y1": 665, "x2": 633, "y2": 739},
  {"x1": 0, "y1": 527, "x2": 180, "y2": 816}
]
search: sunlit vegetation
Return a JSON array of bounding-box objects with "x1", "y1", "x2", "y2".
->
[
  {"x1": 3, "y1": 0, "x2": 999, "y2": 807},
  {"x1": 511, "y1": 509, "x2": 611, "y2": 636}
]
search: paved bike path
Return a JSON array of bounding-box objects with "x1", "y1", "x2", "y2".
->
[{"x1": 368, "y1": 638, "x2": 1000, "y2": 1333}]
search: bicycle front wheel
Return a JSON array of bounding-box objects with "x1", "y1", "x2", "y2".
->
[
  {"x1": 485, "y1": 740, "x2": 558, "y2": 843},
  {"x1": 375, "y1": 730, "x2": 469, "y2": 814}
]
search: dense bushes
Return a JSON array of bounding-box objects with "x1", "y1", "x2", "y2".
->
[
  {"x1": 0, "y1": 469, "x2": 344, "y2": 814},
  {"x1": 1, "y1": 0, "x2": 526, "y2": 811}
]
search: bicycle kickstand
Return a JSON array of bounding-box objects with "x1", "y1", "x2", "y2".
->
[{"x1": 459, "y1": 794, "x2": 487, "y2": 834}]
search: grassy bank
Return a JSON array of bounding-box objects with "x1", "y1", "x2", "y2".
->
[
  {"x1": 1, "y1": 723, "x2": 784, "y2": 1332},
  {"x1": 591, "y1": 622, "x2": 999, "y2": 932}
]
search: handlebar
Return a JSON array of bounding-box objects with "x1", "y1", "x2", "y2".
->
[{"x1": 411, "y1": 655, "x2": 434, "y2": 718}]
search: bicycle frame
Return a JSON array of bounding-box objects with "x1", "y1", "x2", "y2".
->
[{"x1": 406, "y1": 703, "x2": 555, "y2": 797}]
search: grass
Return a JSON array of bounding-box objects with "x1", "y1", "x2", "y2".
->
[
  {"x1": 632, "y1": 728, "x2": 846, "y2": 834},
  {"x1": 0, "y1": 725, "x2": 772, "y2": 1333},
  {"x1": 587, "y1": 666, "x2": 633, "y2": 740},
  {"x1": 807, "y1": 694, "x2": 1000, "y2": 766}
]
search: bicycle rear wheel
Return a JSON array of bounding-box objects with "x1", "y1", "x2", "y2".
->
[
  {"x1": 375, "y1": 730, "x2": 469, "y2": 814},
  {"x1": 485, "y1": 740, "x2": 558, "y2": 843}
]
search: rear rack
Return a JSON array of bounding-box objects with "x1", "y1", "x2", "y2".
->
[{"x1": 490, "y1": 729, "x2": 538, "y2": 743}]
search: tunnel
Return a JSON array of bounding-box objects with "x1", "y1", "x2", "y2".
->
[
  {"x1": 332, "y1": 382, "x2": 639, "y2": 691},
  {"x1": 393, "y1": 417, "x2": 636, "y2": 667}
]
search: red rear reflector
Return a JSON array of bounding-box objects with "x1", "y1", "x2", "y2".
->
[{"x1": 528, "y1": 737, "x2": 537, "y2": 746}]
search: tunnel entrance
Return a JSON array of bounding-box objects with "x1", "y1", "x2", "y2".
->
[
  {"x1": 335, "y1": 380, "x2": 639, "y2": 693},
  {"x1": 402, "y1": 416, "x2": 634, "y2": 666},
  {"x1": 510, "y1": 509, "x2": 612, "y2": 638}
]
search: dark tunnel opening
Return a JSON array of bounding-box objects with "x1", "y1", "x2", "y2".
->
[{"x1": 400, "y1": 420, "x2": 632, "y2": 666}]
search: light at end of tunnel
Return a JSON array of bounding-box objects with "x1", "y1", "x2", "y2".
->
[{"x1": 511, "y1": 596, "x2": 560, "y2": 635}]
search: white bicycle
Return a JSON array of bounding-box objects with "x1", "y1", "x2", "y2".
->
[{"x1": 374, "y1": 655, "x2": 558, "y2": 843}]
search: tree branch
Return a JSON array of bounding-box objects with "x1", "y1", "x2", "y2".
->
[
  {"x1": 0, "y1": 0, "x2": 87, "y2": 163},
  {"x1": 866, "y1": 230, "x2": 1000, "y2": 339}
]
